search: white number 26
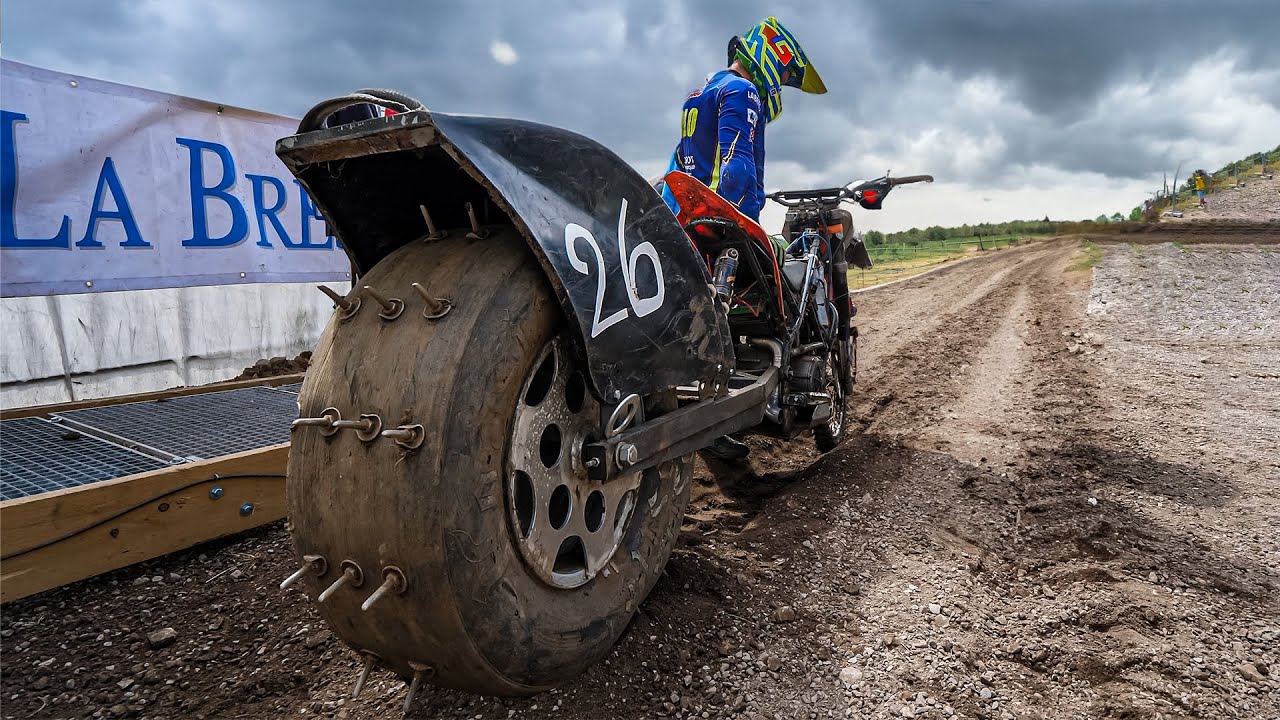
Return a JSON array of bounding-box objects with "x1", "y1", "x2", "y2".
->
[{"x1": 564, "y1": 198, "x2": 666, "y2": 338}]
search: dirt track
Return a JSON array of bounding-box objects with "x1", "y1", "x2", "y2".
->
[{"x1": 3, "y1": 233, "x2": 1278, "y2": 720}]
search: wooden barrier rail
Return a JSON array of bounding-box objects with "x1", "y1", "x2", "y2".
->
[
  {"x1": 0, "y1": 377, "x2": 300, "y2": 603},
  {"x1": 0, "y1": 444, "x2": 289, "y2": 603}
]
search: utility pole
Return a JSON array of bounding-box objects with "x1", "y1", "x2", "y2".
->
[{"x1": 1171, "y1": 161, "x2": 1183, "y2": 210}]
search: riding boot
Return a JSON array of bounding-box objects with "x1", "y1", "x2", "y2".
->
[{"x1": 703, "y1": 434, "x2": 750, "y2": 461}]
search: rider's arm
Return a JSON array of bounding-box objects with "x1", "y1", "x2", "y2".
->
[{"x1": 713, "y1": 81, "x2": 764, "y2": 221}]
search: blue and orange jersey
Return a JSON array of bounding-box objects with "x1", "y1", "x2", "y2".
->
[{"x1": 663, "y1": 70, "x2": 767, "y2": 222}]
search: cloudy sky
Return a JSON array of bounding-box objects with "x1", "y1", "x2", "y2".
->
[{"x1": 4, "y1": 0, "x2": 1278, "y2": 233}]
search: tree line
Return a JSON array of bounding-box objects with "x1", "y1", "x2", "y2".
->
[{"x1": 862, "y1": 219, "x2": 1056, "y2": 246}]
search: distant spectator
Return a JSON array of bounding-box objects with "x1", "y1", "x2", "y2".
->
[{"x1": 1194, "y1": 171, "x2": 1208, "y2": 208}]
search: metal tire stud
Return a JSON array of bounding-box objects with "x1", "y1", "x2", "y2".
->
[
  {"x1": 292, "y1": 407, "x2": 342, "y2": 436},
  {"x1": 317, "y1": 559, "x2": 364, "y2": 603},
  {"x1": 404, "y1": 662, "x2": 434, "y2": 715},
  {"x1": 360, "y1": 566, "x2": 407, "y2": 611},
  {"x1": 464, "y1": 201, "x2": 490, "y2": 240},
  {"x1": 351, "y1": 652, "x2": 380, "y2": 699},
  {"x1": 318, "y1": 285, "x2": 361, "y2": 321},
  {"x1": 411, "y1": 282, "x2": 452, "y2": 320},
  {"x1": 418, "y1": 205, "x2": 446, "y2": 241},
  {"x1": 362, "y1": 286, "x2": 404, "y2": 320},
  {"x1": 331, "y1": 414, "x2": 383, "y2": 442},
  {"x1": 280, "y1": 554, "x2": 327, "y2": 590},
  {"x1": 380, "y1": 424, "x2": 425, "y2": 450}
]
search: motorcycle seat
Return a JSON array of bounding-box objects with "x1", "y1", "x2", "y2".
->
[{"x1": 664, "y1": 171, "x2": 786, "y2": 312}]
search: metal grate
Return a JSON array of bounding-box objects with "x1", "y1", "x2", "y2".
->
[
  {"x1": 0, "y1": 417, "x2": 171, "y2": 501},
  {"x1": 268, "y1": 382, "x2": 303, "y2": 395},
  {"x1": 58, "y1": 386, "x2": 298, "y2": 460}
]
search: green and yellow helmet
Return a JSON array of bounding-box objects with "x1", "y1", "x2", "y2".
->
[{"x1": 728, "y1": 16, "x2": 826, "y2": 123}]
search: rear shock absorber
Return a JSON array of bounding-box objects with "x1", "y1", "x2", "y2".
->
[{"x1": 712, "y1": 248, "x2": 739, "y2": 307}]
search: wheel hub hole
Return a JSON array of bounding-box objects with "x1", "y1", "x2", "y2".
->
[
  {"x1": 553, "y1": 535, "x2": 586, "y2": 575},
  {"x1": 548, "y1": 484, "x2": 571, "y2": 530},
  {"x1": 539, "y1": 424, "x2": 562, "y2": 468},
  {"x1": 565, "y1": 372, "x2": 587, "y2": 414},
  {"x1": 585, "y1": 490, "x2": 605, "y2": 533},
  {"x1": 512, "y1": 471, "x2": 535, "y2": 538},
  {"x1": 524, "y1": 351, "x2": 556, "y2": 407}
]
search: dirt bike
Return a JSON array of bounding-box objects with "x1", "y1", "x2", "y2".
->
[{"x1": 275, "y1": 90, "x2": 930, "y2": 701}]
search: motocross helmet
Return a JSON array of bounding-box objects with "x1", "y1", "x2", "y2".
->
[{"x1": 728, "y1": 16, "x2": 826, "y2": 124}]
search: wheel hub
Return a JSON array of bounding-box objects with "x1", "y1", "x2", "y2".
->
[{"x1": 507, "y1": 338, "x2": 642, "y2": 589}]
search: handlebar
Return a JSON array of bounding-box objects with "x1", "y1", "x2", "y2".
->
[
  {"x1": 767, "y1": 174, "x2": 934, "y2": 207},
  {"x1": 888, "y1": 174, "x2": 934, "y2": 187}
]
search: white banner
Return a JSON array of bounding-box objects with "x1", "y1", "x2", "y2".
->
[{"x1": 0, "y1": 60, "x2": 350, "y2": 297}]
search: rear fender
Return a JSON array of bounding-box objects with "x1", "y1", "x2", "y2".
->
[{"x1": 276, "y1": 111, "x2": 731, "y2": 402}]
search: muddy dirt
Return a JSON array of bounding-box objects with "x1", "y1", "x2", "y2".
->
[
  {"x1": 3, "y1": 233, "x2": 1277, "y2": 720},
  {"x1": 232, "y1": 352, "x2": 312, "y2": 381}
]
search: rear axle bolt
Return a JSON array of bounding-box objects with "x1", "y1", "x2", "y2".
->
[{"x1": 616, "y1": 442, "x2": 639, "y2": 468}]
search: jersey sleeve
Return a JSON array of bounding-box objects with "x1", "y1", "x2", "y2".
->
[{"x1": 712, "y1": 81, "x2": 764, "y2": 221}]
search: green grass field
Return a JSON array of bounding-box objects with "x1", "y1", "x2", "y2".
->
[{"x1": 850, "y1": 235, "x2": 1028, "y2": 289}]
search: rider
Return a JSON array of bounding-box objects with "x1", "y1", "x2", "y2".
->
[
  {"x1": 661, "y1": 16, "x2": 826, "y2": 460},
  {"x1": 661, "y1": 16, "x2": 826, "y2": 224}
]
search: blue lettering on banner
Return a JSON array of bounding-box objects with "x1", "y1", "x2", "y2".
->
[
  {"x1": 1, "y1": 110, "x2": 72, "y2": 248},
  {"x1": 177, "y1": 137, "x2": 249, "y2": 248},
  {"x1": 246, "y1": 173, "x2": 290, "y2": 248},
  {"x1": 77, "y1": 157, "x2": 148, "y2": 248},
  {"x1": 292, "y1": 179, "x2": 333, "y2": 249}
]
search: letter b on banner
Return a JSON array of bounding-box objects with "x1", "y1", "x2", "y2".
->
[{"x1": 177, "y1": 137, "x2": 248, "y2": 247}]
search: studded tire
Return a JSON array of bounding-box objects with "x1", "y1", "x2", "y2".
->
[{"x1": 288, "y1": 229, "x2": 692, "y2": 695}]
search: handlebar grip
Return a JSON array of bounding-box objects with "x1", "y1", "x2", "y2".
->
[{"x1": 890, "y1": 175, "x2": 934, "y2": 186}]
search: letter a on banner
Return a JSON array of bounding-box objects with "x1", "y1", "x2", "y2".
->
[{"x1": 77, "y1": 157, "x2": 148, "y2": 248}]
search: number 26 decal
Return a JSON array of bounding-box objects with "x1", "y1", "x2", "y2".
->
[{"x1": 564, "y1": 198, "x2": 666, "y2": 338}]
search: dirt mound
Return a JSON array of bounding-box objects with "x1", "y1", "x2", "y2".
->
[{"x1": 232, "y1": 351, "x2": 311, "y2": 380}]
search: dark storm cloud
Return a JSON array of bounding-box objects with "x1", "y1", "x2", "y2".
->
[
  {"x1": 861, "y1": 0, "x2": 1280, "y2": 118},
  {"x1": 3, "y1": 0, "x2": 1277, "y2": 190}
]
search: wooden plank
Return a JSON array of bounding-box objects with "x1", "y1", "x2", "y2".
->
[
  {"x1": 1, "y1": 373, "x2": 305, "y2": 420},
  {"x1": 0, "y1": 443, "x2": 288, "y2": 603}
]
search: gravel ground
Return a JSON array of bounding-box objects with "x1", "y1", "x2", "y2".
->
[{"x1": 2, "y1": 233, "x2": 1277, "y2": 720}]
